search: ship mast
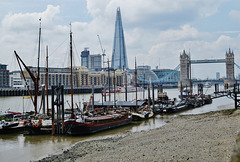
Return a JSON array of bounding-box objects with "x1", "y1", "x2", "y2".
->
[
  {"x1": 70, "y1": 23, "x2": 74, "y2": 117},
  {"x1": 135, "y1": 57, "x2": 138, "y2": 112},
  {"x1": 14, "y1": 18, "x2": 42, "y2": 115},
  {"x1": 46, "y1": 45, "x2": 49, "y2": 115},
  {"x1": 35, "y1": 18, "x2": 41, "y2": 115}
]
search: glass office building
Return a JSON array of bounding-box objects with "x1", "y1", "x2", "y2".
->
[
  {"x1": 0, "y1": 64, "x2": 9, "y2": 88},
  {"x1": 111, "y1": 7, "x2": 128, "y2": 70},
  {"x1": 81, "y1": 48, "x2": 90, "y2": 68},
  {"x1": 89, "y1": 54, "x2": 102, "y2": 71}
]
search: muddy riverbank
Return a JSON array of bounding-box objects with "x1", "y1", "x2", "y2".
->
[{"x1": 38, "y1": 109, "x2": 240, "y2": 162}]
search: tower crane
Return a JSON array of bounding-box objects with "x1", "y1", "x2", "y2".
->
[{"x1": 97, "y1": 35, "x2": 106, "y2": 69}]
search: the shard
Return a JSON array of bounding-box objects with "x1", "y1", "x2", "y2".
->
[{"x1": 111, "y1": 7, "x2": 128, "y2": 70}]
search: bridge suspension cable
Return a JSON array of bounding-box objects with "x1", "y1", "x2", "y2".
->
[
  {"x1": 157, "y1": 64, "x2": 180, "y2": 82},
  {"x1": 234, "y1": 62, "x2": 240, "y2": 70}
]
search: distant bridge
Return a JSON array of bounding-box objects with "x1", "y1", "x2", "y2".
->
[
  {"x1": 190, "y1": 59, "x2": 226, "y2": 64},
  {"x1": 137, "y1": 61, "x2": 240, "y2": 84}
]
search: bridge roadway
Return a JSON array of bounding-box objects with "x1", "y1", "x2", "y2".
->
[{"x1": 190, "y1": 59, "x2": 226, "y2": 64}]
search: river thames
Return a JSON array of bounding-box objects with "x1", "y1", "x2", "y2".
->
[{"x1": 0, "y1": 87, "x2": 234, "y2": 162}]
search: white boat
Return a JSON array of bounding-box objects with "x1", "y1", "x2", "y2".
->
[
  {"x1": 131, "y1": 107, "x2": 154, "y2": 121},
  {"x1": 204, "y1": 82, "x2": 212, "y2": 88},
  {"x1": 117, "y1": 86, "x2": 142, "y2": 93}
]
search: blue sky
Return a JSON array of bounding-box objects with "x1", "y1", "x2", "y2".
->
[{"x1": 0, "y1": 0, "x2": 240, "y2": 79}]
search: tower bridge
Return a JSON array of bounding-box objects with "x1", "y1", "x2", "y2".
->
[
  {"x1": 190, "y1": 59, "x2": 226, "y2": 64},
  {"x1": 136, "y1": 48, "x2": 240, "y2": 86},
  {"x1": 179, "y1": 48, "x2": 235, "y2": 88}
]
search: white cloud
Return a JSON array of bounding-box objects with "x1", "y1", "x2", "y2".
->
[
  {"x1": 229, "y1": 10, "x2": 240, "y2": 24},
  {"x1": 0, "y1": 5, "x2": 64, "y2": 69},
  {"x1": 0, "y1": 0, "x2": 239, "y2": 80},
  {"x1": 145, "y1": 32, "x2": 240, "y2": 78},
  {"x1": 157, "y1": 25, "x2": 200, "y2": 42},
  {"x1": 86, "y1": 0, "x2": 227, "y2": 29}
]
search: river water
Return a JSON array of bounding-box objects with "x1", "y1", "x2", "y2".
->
[{"x1": 0, "y1": 86, "x2": 234, "y2": 162}]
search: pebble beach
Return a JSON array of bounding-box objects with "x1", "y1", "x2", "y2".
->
[{"x1": 38, "y1": 109, "x2": 240, "y2": 162}]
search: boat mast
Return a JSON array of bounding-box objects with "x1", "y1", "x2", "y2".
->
[
  {"x1": 70, "y1": 23, "x2": 74, "y2": 117},
  {"x1": 123, "y1": 65, "x2": 127, "y2": 101},
  {"x1": 35, "y1": 18, "x2": 41, "y2": 115},
  {"x1": 46, "y1": 45, "x2": 49, "y2": 115},
  {"x1": 135, "y1": 57, "x2": 138, "y2": 112},
  {"x1": 107, "y1": 59, "x2": 111, "y2": 102}
]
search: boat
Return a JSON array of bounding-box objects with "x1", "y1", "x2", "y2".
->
[
  {"x1": 204, "y1": 82, "x2": 212, "y2": 88},
  {"x1": 158, "y1": 94, "x2": 213, "y2": 114},
  {"x1": 14, "y1": 20, "x2": 55, "y2": 135},
  {"x1": 158, "y1": 92, "x2": 169, "y2": 101},
  {"x1": 7, "y1": 111, "x2": 22, "y2": 115},
  {"x1": 64, "y1": 55, "x2": 132, "y2": 135},
  {"x1": 0, "y1": 113, "x2": 27, "y2": 134},
  {"x1": 64, "y1": 108, "x2": 132, "y2": 135},
  {"x1": 131, "y1": 106, "x2": 154, "y2": 121},
  {"x1": 0, "y1": 110, "x2": 32, "y2": 134},
  {"x1": 131, "y1": 58, "x2": 154, "y2": 121},
  {"x1": 159, "y1": 100, "x2": 189, "y2": 114},
  {"x1": 117, "y1": 85, "x2": 142, "y2": 93},
  {"x1": 23, "y1": 118, "x2": 52, "y2": 135},
  {"x1": 0, "y1": 120, "x2": 24, "y2": 134}
]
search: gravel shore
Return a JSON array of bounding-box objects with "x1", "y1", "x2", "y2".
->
[{"x1": 39, "y1": 109, "x2": 240, "y2": 162}]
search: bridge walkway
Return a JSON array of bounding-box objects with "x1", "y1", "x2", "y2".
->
[{"x1": 209, "y1": 84, "x2": 240, "y2": 109}]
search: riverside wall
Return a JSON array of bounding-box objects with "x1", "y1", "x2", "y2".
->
[{"x1": 0, "y1": 87, "x2": 102, "y2": 96}]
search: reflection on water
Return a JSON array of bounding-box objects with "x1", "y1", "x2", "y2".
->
[
  {"x1": 0, "y1": 87, "x2": 236, "y2": 161},
  {"x1": 0, "y1": 116, "x2": 168, "y2": 162}
]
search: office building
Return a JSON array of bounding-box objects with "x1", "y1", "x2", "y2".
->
[
  {"x1": 111, "y1": 7, "x2": 128, "y2": 70},
  {"x1": 89, "y1": 54, "x2": 102, "y2": 71},
  {"x1": 81, "y1": 48, "x2": 102, "y2": 71},
  {"x1": 0, "y1": 64, "x2": 9, "y2": 88},
  {"x1": 21, "y1": 66, "x2": 123, "y2": 88},
  {"x1": 81, "y1": 48, "x2": 90, "y2": 68}
]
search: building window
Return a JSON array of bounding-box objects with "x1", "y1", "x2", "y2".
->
[
  {"x1": 52, "y1": 75, "x2": 55, "y2": 86},
  {"x1": 59, "y1": 74, "x2": 62, "y2": 85},
  {"x1": 49, "y1": 75, "x2": 51, "y2": 86},
  {"x1": 63, "y1": 75, "x2": 65, "y2": 85},
  {"x1": 94, "y1": 77, "x2": 97, "y2": 85},
  {"x1": 66, "y1": 75, "x2": 69, "y2": 86}
]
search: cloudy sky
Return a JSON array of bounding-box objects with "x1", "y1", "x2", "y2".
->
[{"x1": 0, "y1": 0, "x2": 240, "y2": 79}]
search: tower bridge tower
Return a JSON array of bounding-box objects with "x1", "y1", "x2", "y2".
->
[
  {"x1": 179, "y1": 50, "x2": 191, "y2": 87},
  {"x1": 225, "y1": 48, "x2": 235, "y2": 87}
]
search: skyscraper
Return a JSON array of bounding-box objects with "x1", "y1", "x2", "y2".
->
[
  {"x1": 81, "y1": 48, "x2": 90, "y2": 68},
  {"x1": 111, "y1": 7, "x2": 128, "y2": 70},
  {"x1": 81, "y1": 48, "x2": 102, "y2": 71}
]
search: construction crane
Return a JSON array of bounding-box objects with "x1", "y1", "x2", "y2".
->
[{"x1": 97, "y1": 35, "x2": 106, "y2": 69}]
